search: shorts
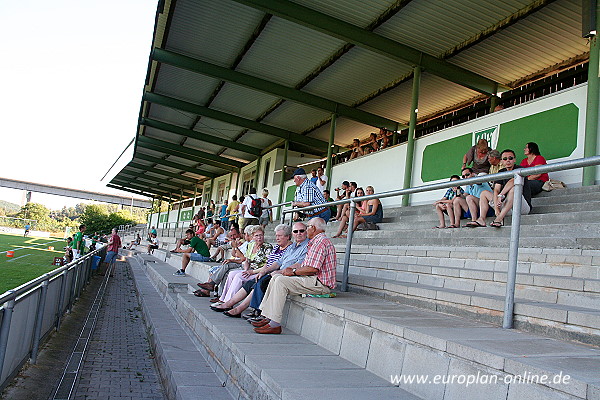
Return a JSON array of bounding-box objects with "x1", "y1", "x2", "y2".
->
[
  {"x1": 259, "y1": 216, "x2": 270, "y2": 226},
  {"x1": 219, "y1": 243, "x2": 232, "y2": 251},
  {"x1": 216, "y1": 239, "x2": 227, "y2": 247},
  {"x1": 149, "y1": 244, "x2": 159, "y2": 250},
  {"x1": 105, "y1": 251, "x2": 118, "y2": 264},
  {"x1": 362, "y1": 214, "x2": 382, "y2": 224},
  {"x1": 190, "y1": 253, "x2": 211, "y2": 262}
]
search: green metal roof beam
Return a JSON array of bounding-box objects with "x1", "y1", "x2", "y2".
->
[
  {"x1": 137, "y1": 136, "x2": 243, "y2": 171},
  {"x1": 117, "y1": 171, "x2": 195, "y2": 195},
  {"x1": 231, "y1": 0, "x2": 502, "y2": 95},
  {"x1": 133, "y1": 153, "x2": 217, "y2": 179},
  {"x1": 151, "y1": 48, "x2": 402, "y2": 131},
  {"x1": 143, "y1": 92, "x2": 330, "y2": 152},
  {"x1": 140, "y1": 118, "x2": 261, "y2": 157},
  {"x1": 127, "y1": 162, "x2": 200, "y2": 184},
  {"x1": 110, "y1": 180, "x2": 175, "y2": 200}
]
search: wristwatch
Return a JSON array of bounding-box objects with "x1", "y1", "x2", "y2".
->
[{"x1": 292, "y1": 268, "x2": 297, "y2": 276}]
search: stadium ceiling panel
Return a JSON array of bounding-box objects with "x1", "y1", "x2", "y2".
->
[{"x1": 110, "y1": 0, "x2": 590, "y2": 197}]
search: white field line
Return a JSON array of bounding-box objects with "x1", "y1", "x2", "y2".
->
[
  {"x1": 0, "y1": 239, "x2": 65, "y2": 255},
  {"x1": 7, "y1": 254, "x2": 32, "y2": 262}
]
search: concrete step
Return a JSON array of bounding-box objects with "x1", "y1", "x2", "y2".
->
[
  {"x1": 137, "y1": 255, "x2": 600, "y2": 400},
  {"x1": 134, "y1": 255, "x2": 417, "y2": 400},
  {"x1": 344, "y1": 273, "x2": 600, "y2": 346}
]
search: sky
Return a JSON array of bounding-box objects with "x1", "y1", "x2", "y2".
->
[{"x1": 0, "y1": 0, "x2": 157, "y2": 210}]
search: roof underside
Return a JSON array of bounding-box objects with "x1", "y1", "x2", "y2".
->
[{"x1": 110, "y1": 0, "x2": 590, "y2": 200}]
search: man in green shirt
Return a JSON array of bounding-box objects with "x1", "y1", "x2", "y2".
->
[
  {"x1": 173, "y1": 229, "x2": 211, "y2": 276},
  {"x1": 72, "y1": 224, "x2": 86, "y2": 259}
]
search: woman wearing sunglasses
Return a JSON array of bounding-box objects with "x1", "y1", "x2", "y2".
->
[{"x1": 520, "y1": 142, "x2": 548, "y2": 196}]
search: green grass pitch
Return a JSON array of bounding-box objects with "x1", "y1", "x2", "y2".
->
[{"x1": 0, "y1": 233, "x2": 68, "y2": 294}]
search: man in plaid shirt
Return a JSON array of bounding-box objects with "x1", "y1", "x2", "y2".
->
[
  {"x1": 253, "y1": 217, "x2": 336, "y2": 334},
  {"x1": 292, "y1": 168, "x2": 332, "y2": 222}
]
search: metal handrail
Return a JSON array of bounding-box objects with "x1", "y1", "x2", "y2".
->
[{"x1": 271, "y1": 154, "x2": 600, "y2": 330}]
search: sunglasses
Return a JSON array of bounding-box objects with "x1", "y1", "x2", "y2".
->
[
  {"x1": 502, "y1": 156, "x2": 515, "y2": 160},
  {"x1": 292, "y1": 229, "x2": 306, "y2": 233},
  {"x1": 461, "y1": 174, "x2": 471, "y2": 178}
]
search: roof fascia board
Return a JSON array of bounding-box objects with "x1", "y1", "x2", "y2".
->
[
  {"x1": 151, "y1": 48, "x2": 402, "y2": 130},
  {"x1": 231, "y1": 0, "x2": 502, "y2": 95}
]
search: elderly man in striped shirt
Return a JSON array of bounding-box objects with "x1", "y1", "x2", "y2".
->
[{"x1": 253, "y1": 217, "x2": 336, "y2": 334}]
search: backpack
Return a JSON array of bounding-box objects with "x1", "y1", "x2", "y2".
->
[{"x1": 249, "y1": 195, "x2": 262, "y2": 217}]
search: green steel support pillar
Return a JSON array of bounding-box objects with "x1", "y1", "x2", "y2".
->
[
  {"x1": 255, "y1": 156, "x2": 262, "y2": 190},
  {"x1": 489, "y1": 93, "x2": 500, "y2": 113},
  {"x1": 583, "y1": 22, "x2": 600, "y2": 186},
  {"x1": 176, "y1": 189, "x2": 182, "y2": 229},
  {"x1": 402, "y1": 66, "x2": 422, "y2": 207},
  {"x1": 166, "y1": 194, "x2": 172, "y2": 230},
  {"x1": 277, "y1": 140, "x2": 289, "y2": 220},
  {"x1": 325, "y1": 114, "x2": 337, "y2": 191},
  {"x1": 235, "y1": 168, "x2": 242, "y2": 195},
  {"x1": 191, "y1": 184, "x2": 197, "y2": 218}
]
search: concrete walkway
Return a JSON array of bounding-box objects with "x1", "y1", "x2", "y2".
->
[{"x1": 72, "y1": 261, "x2": 166, "y2": 400}]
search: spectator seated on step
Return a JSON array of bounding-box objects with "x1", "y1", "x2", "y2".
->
[
  {"x1": 214, "y1": 226, "x2": 273, "y2": 304},
  {"x1": 172, "y1": 229, "x2": 211, "y2": 276},
  {"x1": 205, "y1": 220, "x2": 227, "y2": 251},
  {"x1": 332, "y1": 180, "x2": 351, "y2": 221},
  {"x1": 452, "y1": 167, "x2": 492, "y2": 228},
  {"x1": 252, "y1": 218, "x2": 336, "y2": 334},
  {"x1": 472, "y1": 149, "x2": 532, "y2": 228},
  {"x1": 211, "y1": 223, "x2": 308, "y2": 319},
  {"x1": 209, "y1": 224, "x2": 240, "y2": 263},
  {"x1": 292, "y1": 168, "x2": 332, "y2": 222},
  {"x1": 487, "y1": 149, "x2": 505, "y2": 176},
  {"x1": 147, "y1": 233, "x2": 159, "y2": 254},
  {"x1": 126, "y1": 233, "x2": 142, "y2": 250},
  {"x1": 333, "y1": 187, "x2": 367, "y2": 238},
  {"x1": 194, "y1": 225, "x2": 253, "y2": 298},
  {"x1": 519, "y1": 141, "x2": 549, "y2": 196},
  {"x1": 334, "y1": 181, "x2": 357, "y2": 222},
  {"x1": 433, "y1": 175, "x2": 463, "y2": 229},
  {"x1": 349, "y1": 138, "x2": 364, "y2": 160}
]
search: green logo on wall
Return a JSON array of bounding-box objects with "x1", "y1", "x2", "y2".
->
[
  {"x1": 159, "y1": 213, "x2": 168, "y2": 223},
  {"x1": 180, "y1": 210, "x2": 193, "y2": 221},
  {"x1": 474, "y1": 126, "x2": 498, "y2": 148}
]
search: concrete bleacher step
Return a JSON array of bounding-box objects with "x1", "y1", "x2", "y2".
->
[
  {"x1": 133, "y1": 254, "x2": 600, "y2": 400},
  {"x1": 133, "y1": 254, "x2": 415, "y2": 400}
]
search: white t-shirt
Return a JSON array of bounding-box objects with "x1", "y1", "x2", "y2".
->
[
  {"x1": 242, "y1": 194, "x2": 258, "y2": 218},
  {"x1": 260, "y1": 197, "x2": 271, "y2": 218},
  {"x1": 316, "y1": 174, "x2": 328, "y2": 192}
]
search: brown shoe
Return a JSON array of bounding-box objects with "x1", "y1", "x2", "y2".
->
[
  {"x1": 209, "y1": 297, "x2": 220, "y2": 303},
  {"x1": 198, "y1": 282, "x2": 215, "y2": 291},
  {"x1": 251, "y1": 318, "x2": 270, "y2": 328},
  {"x1": 254, "y1": 325, "x2": 281, "y2": 334}
]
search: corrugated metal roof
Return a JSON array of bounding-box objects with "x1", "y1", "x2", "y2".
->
[
  {"x1": 374, "y1": 0, "x2": 533, "y2": 56},
  {"x1": 302, "y1": 46, "x2": 412, "y2": 104},
  {"x1": 236, "y1": 17, "x2": 346, "y2": 87},
  {"x1": 153, "y1": 63, "x2": 221, "y2": 106},
  {"x1": 191, "y1": 118, "x2": 246, "y2": 141},
  {"x1": 260, "y1": 101, "x2": 331, "y2": 133},
  {"x1": 209, "y1": 82, "x2": 282, "y2": 120},
  {"x1": 164, "y1": 0, "x2": 265, "y2": 66},
  {"x1": 450, "y1": 0, "x2": 589, "y2": 85},
  {"x1": 291, "y1": 0, "x2": 396, "y2": 28},
  {"x1": 146, "y1": 104, "x2": 196, "y2": 130}
]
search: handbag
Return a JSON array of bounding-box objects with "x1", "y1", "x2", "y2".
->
[{"x1": 542, "y1": 179, "x2": 567, "y2": 191}]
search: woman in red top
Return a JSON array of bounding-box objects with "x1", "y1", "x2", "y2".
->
[{"x1": 520, "y1": 142, "x2": 549, "y2": 196}]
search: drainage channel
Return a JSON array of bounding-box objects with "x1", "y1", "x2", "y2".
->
[{"x1": 50, "y1": 263, "x2": 114, "y2": 400}]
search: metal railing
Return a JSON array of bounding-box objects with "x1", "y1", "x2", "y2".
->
[
  {"x1": 274, "y1": 155, "x2": 600, "y2": 330},
  {"x1": 0, "y1": 245, "x2": 107, "y2": 389}
]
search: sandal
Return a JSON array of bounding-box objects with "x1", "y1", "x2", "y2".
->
[
  {"x1": 466, "y1": 221, "x2": 485, "y2": 228},
  {"x1": 433, "y1": 226, "x2": 445, "y2": 229},
  {"x1": 490, "y1": 220, "x2": 504, "y2": 228},
  {"x1": 446, "y1": 225, "x2": 458, "y2": 229},
  {"x1": 193, "y1": 289, "x2": 210, "y2": 297}
]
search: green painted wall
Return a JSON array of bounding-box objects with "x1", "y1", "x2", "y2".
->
[
  {"x1": 421, "y1": 104, "x2": 579, "y2": 182},
  {"x1": 159, "y1": 213, "x2": 168, "y2": 223},
  {"x1": 495, "y1": 104, "x2": 578, "y2": 159},
  {"x1": 421, "y1": 133, "x2": 471, "y2": 182},
  {"x1": 285, "y1": 185, "x2": 297, "y2": 202}
]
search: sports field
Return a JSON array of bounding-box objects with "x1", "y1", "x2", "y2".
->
[{"x1": 0, "y1": 233, "x2": 68, "y2": 294}]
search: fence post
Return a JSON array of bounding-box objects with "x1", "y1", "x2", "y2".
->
[
  {"x1": 0, "y1": 292, "x2": 16, "y2": 381},
  {"x1": 56, "y1": 270, "x2": 67, "y2": 330},
  {"x1": 341, "y1": 200, "x2": 357, "y2": 292},
  {"x1": 503, "y1": 173, "x2": 525, "y2": 329},
  {"x1": 30, "y1": 279, "x2": 49, "y2": 364}
]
